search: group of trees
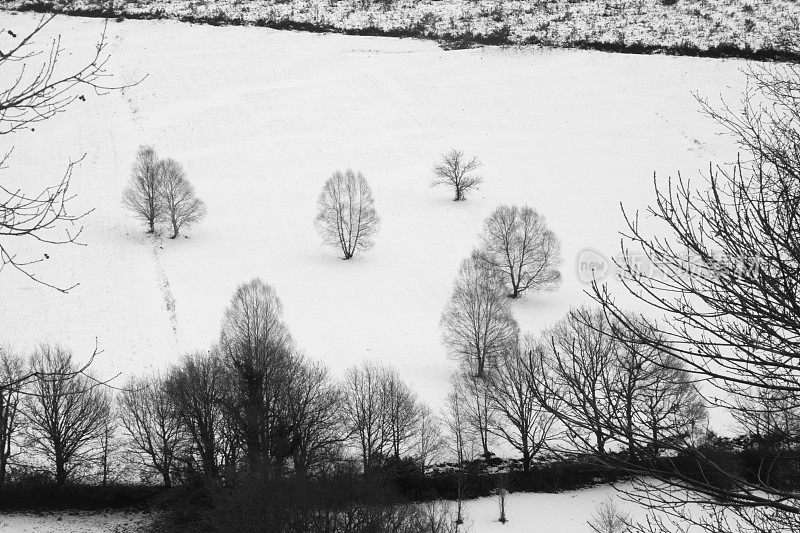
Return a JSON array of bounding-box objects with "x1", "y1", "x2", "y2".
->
[
  {"x1": 441, "y1": 203, "x2": 561, "y2": 371},
  {"x1": 122, "y1": 145, "x2": 206, "y2": 239},
  {"x1": 0, "y1": 279, "x2": 438, "y2": 491},
  {"x1": 439, "y1": 306, "x2": 706, "y2": 475}
]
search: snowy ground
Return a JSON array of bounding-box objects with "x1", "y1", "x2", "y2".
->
[
  {"x1": 0, "y1": 510, "x2": 157, "y2": 532},
  {"x1": 0, "y1": 13, "x2": 749, "y2": 415},
  {"x1": 464, "y1": 483, "x2": 648, "y2": 533},
  {"x1": 4, "y1": 0, "x2": 799, "y2": 53},
  {"x1": 0, "y1": 484, "x2": 655, "y2": 532}
]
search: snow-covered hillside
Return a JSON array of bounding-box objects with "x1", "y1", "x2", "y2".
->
[
  {"x1": 0, "y1": 13, "x2": 748, "y2": 411},
  {"x1": 4, "y1": 0, "x2": 800, "y2": 55}
]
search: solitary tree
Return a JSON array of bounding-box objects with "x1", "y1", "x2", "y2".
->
[
  {"x1": 315, "y1": 169, "x2": 380, "y2": 259},
  {"x1": 159, "y1": 158, "x2": 206, "y2": 239},
  {"x1": 118, "y1": 373, "x2": 185, "y2": 487},
  {"x1": 24, "y1": 345, "x2": 111, "y2": 486},
  {"x1": 0, "y1": 16, "x2": 121, "y2": 292},
  {"x1": 122, "y1": 146, "x2": 162, "y2": 233},
  {"x1": 440, "y1": 254, "x2": 519, "y2": 377},
  {"x1": 431, "y1": 149, "x2": 482, "y2": 201},
  {"x1": 477, "y1": 204, "x2": 562, "y2": 298}
]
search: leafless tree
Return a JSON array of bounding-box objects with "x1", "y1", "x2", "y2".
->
[
  {"x1": 97, "y1": 401, "x2": 119, "y2": 487},
  {"x1": 459, "y1": 371, "x2": 496, "y2": 459},
  {"x1": 431, "y1": 149, "x2": 482, "y2": 201},
  {"x1": 122, "y1": 146, "x2": 162, "y2": 233},
  {"x1": 167, "y1": 351, "x2": 226, "y2": 478},
  {"x1": 159, "y1": 158, "x2": 206, "y2": 239},
  {"x1": 442, "y1": 376, "x2": 478, "y2": 466},
  {"x1": 589, "y1": 499, "x2": 631, "y2": 533},
  {"x1": 118, "y1": 373, "x2": 185, "y2": 487},
  {"x1": 634, "y1": 352, "x2": 707, "y2": 457},
  {"x1": 585, "y1": 62, "x2": 800, "y2": 529},
  {"x1": 23, "y1": 345, "x2": 111, "y2": 486},
  {"x1": 341, "y1": 361, "x2": 431, "y2": 470},
  {"x1": 0, "y1": 347, "x2": 24, "y2": 488},
  {"x1": 218, "y1": 278, "x2": 297, "y2": 467},
  {"x1": 0, "y1": 16, "x2": 123, "y2": 292},
  {"x1": 440, "y1": 254, "x2": 519, "y2": 377},
  {"x1": 342, "y1": 360, "x2": 390, "y2": 473},
  {"x1": 477, "y1": 204, "x2": 562, "y2": 298},
  {"x1": 415, "y1": 404, "x2": 444, "y2": 468},
  {"x1": 383, "y1": 368, "x2": 422, "y2": 461},
  {"x1": 531, "y1": 307, "x2": 622, "y2": 455},
  {"x1": 732, "y1": 382, "x2": 800, "y2": 441},
  {"x1": 487, "y1": 341, "x2": 560, "y2": 473},
  {"x1": 285, "y1": 357, "x2": 345, "y2": 474},
  {"x1": 494, "y1": 467, "x2": 510, "y2": 524},
  {"x1": 315, "y1": 169, "x2": 380, "y2": 259}
]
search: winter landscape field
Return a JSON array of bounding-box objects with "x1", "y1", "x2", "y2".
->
[
  {"x1": 1, "y1": 4, "x2": 798, "y2": 533},
  {"x1": 0, "y1": 12, "x2": 746, "y2": 405}
]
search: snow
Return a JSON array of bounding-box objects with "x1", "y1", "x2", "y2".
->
[
  {"x1": 0, "y1": 510, "x2": 156, "y2": 532},
  {"x1": 4, "y1": 0, "x2": 799, "y2": 52},
  {"x1": 0, "y1": 484, "x2": 659, "y2": 532},
  {"x1": 463, "y1": 483, "x2": 646, "y2": 533},
  {"x1": 0, "y1": 13, "x2": 749, "y2": 415}
]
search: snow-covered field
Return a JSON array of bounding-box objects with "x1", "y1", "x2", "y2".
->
[
  {"x1": 0, "y1": 510, "x2": 156, "y2": 532},
  {"x1": 4, "y1": 0, "x2": 799, "y2": 53},
  {"x1": 0, "y1": 483, "x2": 655, "y2": 532},
  {"x1": 0, "y1": 13, "x2": 748, "y2": 412}
]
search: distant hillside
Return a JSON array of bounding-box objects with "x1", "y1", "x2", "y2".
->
[{"x1": 4, "y1": 0, "x2": 800, "y2": 59}]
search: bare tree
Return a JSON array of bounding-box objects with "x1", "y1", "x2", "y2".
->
[
  {"x1": 431, "y1": 149, "x2": 482, "y2": 201},
  {"x1": 414, "y1": 404, "x2": 444, "y2": 468},
  {"x1": 342, "y1": 360, "x2": 390, "y2": 473},
  {"x1": 494, "y1": 467, "x2": 510, "y2": 524},
  {"x1": 285, "y1": 357, "x2": 345, "y2": 474},
  {"x1": 118, "y1": 373, "x2": 185, "y2": 487},
  {"x1": 0, "y1": 16, "x2": 122, "y2": 292},
  {"x1": 24, "y1": 345, "x2": 111, "y2": 486},
  {"x1": 383, "y1": 368, "x2": 422, "y2": 461},
  {"x1": 442, "y1": 375, "x2": 478, "y2": 466},
  {"x1": 218, "y1": 278, "x2": 297, "y2": 467},
  {"x1": 532, "y1": 307, "x2": 622, "y2": 455},
  {"x1": 315, "y1": 169, "x2": 380, "y2": 259},
  {"x1": 159, "y1": 158, "x2": 206, "y2": 239},
  {"x1": 0, "y1": 347, "x2": 24, "y2": 489},
  {"x1": 460, "y1": 371, "x2": 496, "y2": 459},
  {"x1": 589, "y1": 499, "x2": 631, "y2": 533},
  {"x1": 167, "y1": 351, "x2": 226, "y2": 478},
  {"x1": 440, "y1": 254, "x2": 519, "y2": 377},
  {"x1": 584, "y1": 62, "x2": 800, "y2": 529},
  {"x1": 477, "y1": 204, "x2": 562, "y2": 298},
  {"x1": 487, "y1": 341, "x2": 560, "y2": 473},
  {"x1": 122, "y1": 146, "x2": 162, "y2": 233},
  {"x1": 97, "y1": 400, "x2": 119, "y2": 487}
]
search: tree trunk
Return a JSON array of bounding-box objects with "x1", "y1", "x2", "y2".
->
[
  {"x1": 521, "y1": 439, "x2": 531, "y2": 473},
  {"x1": 56, "y1": 460, "x2": 67, "y2": 487}
]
